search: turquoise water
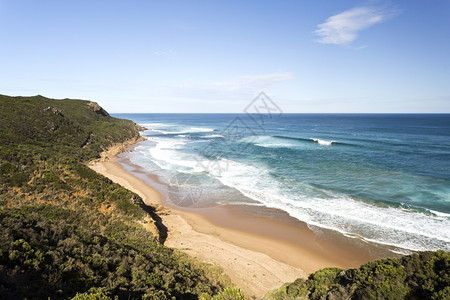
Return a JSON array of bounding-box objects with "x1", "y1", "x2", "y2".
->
[{"x1": 114, "y1": 113, "x2": 450, "y2": 252}]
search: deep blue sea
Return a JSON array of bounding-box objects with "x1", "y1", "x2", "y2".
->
[{"x1": 114, "y1": 113, "x2": 450, "y2": 253}]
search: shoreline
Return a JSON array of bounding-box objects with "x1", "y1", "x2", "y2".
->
[{"x1": 89, "y1": 139, "x2": 394, "y2": 297}]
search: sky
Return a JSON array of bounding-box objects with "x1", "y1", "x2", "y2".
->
[{"x1": 1, "y1": 0, "x2": 449, "y2": 113}]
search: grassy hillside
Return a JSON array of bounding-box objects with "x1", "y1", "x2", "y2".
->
[
  {"x1": 0, "y1": 95, "x2": 140, "y2": 161},
  {"x1": 0, "y1": 95, "x2": 237, "y2": 299}
]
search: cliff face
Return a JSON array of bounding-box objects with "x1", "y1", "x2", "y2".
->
[
  {"x1": 0, "y1": 95, "x2": 228, "y2": 299},
  {"x1": 87, "y1": 101, "x2": 110, "y2": 117}
]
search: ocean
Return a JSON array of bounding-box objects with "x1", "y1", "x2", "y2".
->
[{"x1": 113, "y1": 113, "x2": 450, "y2": 253}]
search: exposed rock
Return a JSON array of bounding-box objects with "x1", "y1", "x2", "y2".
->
[
  {"x1": 81, "y1": 132, "x2": 92, "y2": 148},
  {"x1": 46, "y1": 121, "x2": 59, "y2": 133},
  {"x1": 154, "y1": 204, "x2": 171, "y2": 216},
  {"x1": 338, "y1": 269, "x2": 355, "y2": 285},
  {"x1": 43, "y1": 106, "x2": 64, "y2": 117},
  {"x1": 135, "y1": 123, "x2": 147, "y2": 131},
  {"x1": 92, "y1": 136, "x2": 145, "y2": 162},
  {"x1": 87, "y1": 102, "x2": 109, "y2": 116}
]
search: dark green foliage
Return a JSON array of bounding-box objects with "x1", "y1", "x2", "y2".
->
[
  {"x1": 8, "y1": 171, "x2": 28, "y2": 187},
  {"x1": 0, "y1": 206, "x2": 220, "y2": 299},
  {"x1": 307, "y1": 267, "x2": 342, "y2": 300},
  {"x1": 352, "y1": 258, "x2": 408, "y2": 299},
  {"x1": 264, "y1": 251, "x2": 450, "y2": 300},
  {"x1": 402, "y1": 251, "x2": 450, "y2": 300},
  {"x1": 286, "y1": 278, "x2": 308, "y2": 299},
  {"x1": 0, "y1": 94, "x2": 228, "y2": 299},
  {"x1": 75, "y1": 164, "x2": 99, "y2": 180}
]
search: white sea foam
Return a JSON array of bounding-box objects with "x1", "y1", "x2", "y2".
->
[
  {"x1": 138, "y1": 122, "x2": 216, "y2": 135},
  {"x1": 142, "y1": 137, "x2": 210, "y2": 173},
  {"x1": 429, "y1": 209, "x2": 450, "y2": 218},
  {"x1": 253, "y1": 136, "x2": 298, "y2": 148},
  {"x1": 206, "y1": 159, "x2": 450, "y2": 252},
  {"x1": 200, "y1": 134, "x2": 225, "y2": 138},
  {"x1": 241, "y1": 136, "x2": 298, "y2": 149},
  {"x1": 311, "y1": 138, "x2": 335, "y2": 146},
  {"x1": 390, "y1": 248, "x2": 413, "y2": 255},
  {"x1": 255, "y1": 142, "x2": 293, "y2": 148},
  {"x1": 190, "y1": 127, "x2": 215, "y2": 132},
  {"x1": 131, "y1": 137, "x2": 450, "y2": 252},
  {"x1": 139, "y1": 122, "x2": 174, "y2": 128},
  {"x1": 146, "y1": 127, "x2": 215, "y2": 135},
  {"x1": 148, "y1": 129, "x2": 170, "y2": 134}
]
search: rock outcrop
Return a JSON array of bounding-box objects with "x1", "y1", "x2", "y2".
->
[{"x1": 87, "y1": 101, "x2": 109, "y2": 116}]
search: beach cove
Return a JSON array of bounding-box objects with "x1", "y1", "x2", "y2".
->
[{"x1": 89, "y1": 139, "x2": 392, "y2": 297}]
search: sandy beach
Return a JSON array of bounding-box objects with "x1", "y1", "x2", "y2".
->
[{"x1": 89, "y1": 141, "x2": 391, "y2": 297}]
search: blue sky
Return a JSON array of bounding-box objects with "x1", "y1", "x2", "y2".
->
[{"x1": 1, "y1": 0, "x2": 449, "y2": 113}]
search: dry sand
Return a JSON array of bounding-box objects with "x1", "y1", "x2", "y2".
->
[{"x1": 89, "y1": 141, "x2": 386, "y2": 297}]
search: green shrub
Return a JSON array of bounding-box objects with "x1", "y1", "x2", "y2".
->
[
  {"x1": 264, "y1": 251, "x2": 450, "y2": 300},
  {"x1": 9, "y1": 171, "x2": 28, "y2": 186},
  {"x1": 352, "y1": 258, "x2": 408, "y2": 299},
  {"x1": 0, "y1": 161, "x2": 15, "y2": 175},
  {"x1": 307, "y1": 267, "x2": 342, "y2": 300},
  {"x1": 201, "y1": 287, "x2": 245, "y2": 300},
  {"x1": 71, "y1": 288, "x2": 112, "y2": 300}
]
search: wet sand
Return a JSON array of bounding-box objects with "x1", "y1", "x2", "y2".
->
[{"x1": 89, "y1": 141, "x2": 394, "y2": 297}]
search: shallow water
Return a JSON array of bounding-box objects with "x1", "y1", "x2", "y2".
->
[{"x1": 114, "y1": 113, "x2": 450, "y2": 252}]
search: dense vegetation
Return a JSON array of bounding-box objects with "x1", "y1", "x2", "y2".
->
[
  {"x1": 0, "y1": 95, "x2": 234, "y2": 299},
  {"x1": 264, "y1": 250, "x2": 450, "y2": 300}
]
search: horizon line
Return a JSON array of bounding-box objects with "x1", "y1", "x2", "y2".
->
[{"x1": 110, "y1": 112, "x2": 450, "y2": 115}]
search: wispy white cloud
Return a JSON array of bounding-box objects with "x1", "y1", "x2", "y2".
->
[
  {"x1": 168, "y1": 72, "x2": 293, "y2": 99},
  {"x1": 315, "y1": 5, "x2": 398, "y2": 45}
]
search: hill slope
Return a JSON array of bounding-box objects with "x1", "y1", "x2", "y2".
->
[
  {"x1": 0, "y1": 95, "x2": 234, "y2": 299},
  {"x1": 264, "y1": 250, "x2": 450, "y2": 300}
]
